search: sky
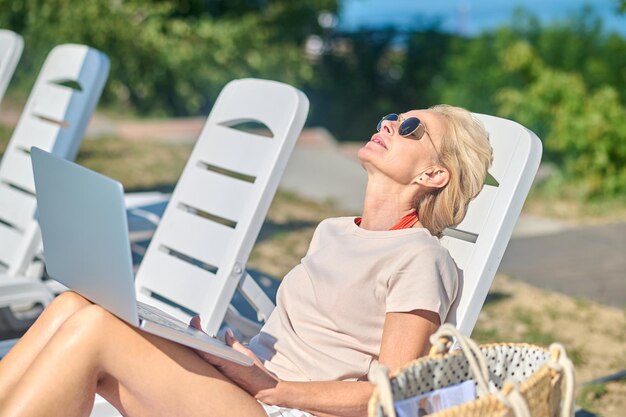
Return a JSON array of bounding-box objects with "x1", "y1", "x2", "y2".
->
[{"x1": 339, "y1": 0, "x2": 626, "y2": 37}]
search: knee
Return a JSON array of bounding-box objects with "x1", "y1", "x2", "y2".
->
[
  {"x1": 43, "y1": 291, "x2": 92, "y2": 327},
  {"x1": 52, "y1": 291, "x2": 92, "y2": 313},
  {"x1": 56, "y1": 304, "x2": 114, "y2": 346}
]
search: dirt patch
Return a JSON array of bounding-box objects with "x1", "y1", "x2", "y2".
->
[{"x1": 474, "y1": 275, "x2": 626, "y2": 416}]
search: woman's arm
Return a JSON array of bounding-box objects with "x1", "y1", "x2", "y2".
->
[
  {"x1": 378, "y1": 309, "x2": 440, "y2": 372},
  {"x1": 255, "y1": 309, "x2": 440, "y2": 417},
  {"x1": 258, "y1": 380, "x2": 373, "y2": 417}
]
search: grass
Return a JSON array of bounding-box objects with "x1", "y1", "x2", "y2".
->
[
  {"x1": 577, "y1": 383, "x2": 609, "y2": 411},
  {"x1": 524, "y1": 187, "x2": 626, "y2": 225},
  {"x1": 0, "y1": 125, "x2": 13, "y2": 150},
  {"x1": 75, "y1": 136, "x2": 193, "y2": 192}
]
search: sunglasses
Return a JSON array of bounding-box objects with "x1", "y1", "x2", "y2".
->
[{"x1": 376, "y1": 113, "x2": 425, "y2": 139}]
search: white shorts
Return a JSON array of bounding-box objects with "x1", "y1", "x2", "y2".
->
[{"x1": 259, "y1": 402, "x2": 315, "y2": 417}]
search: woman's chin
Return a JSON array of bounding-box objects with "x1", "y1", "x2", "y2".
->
[
  {"x1": 356, "y1": 146, "x2": 370, "y2": 164},
  {"x1": 357, "y1": 142, "x2": 381, "y2": 162}
]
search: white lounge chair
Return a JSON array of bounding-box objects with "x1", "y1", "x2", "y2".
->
[
  {"x1": 134, "y1": 78, "x2": 309, "y2": 334},
  {"x1": 441, "y1": 113, "x2": 542, "y2": 335},
  {"x1": 0, "y1": 44, "x2": 109, "y2": 353},
  {"x1": 87, "y1": 78, "x2": 308, "y2": 417},
  {"x1": 219, "y1": 113, "x2": 544, "y2": 339},
  {"x1": 0, "y1": 29, "x2": 23, "y2": 109}
]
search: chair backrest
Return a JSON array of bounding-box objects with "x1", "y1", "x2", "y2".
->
[
  {"x1": 441, "y1": 113, "x2": 542, "y2": 336},
  {"x1": 0, "y1": 29, "x2": 23, "y2": 106},
  {"x1": 0, "y1": 44, "x2": 109, "y2": 276},
  {"x1": 135, "y1": 78, "x2": 309, "y2": 335}
]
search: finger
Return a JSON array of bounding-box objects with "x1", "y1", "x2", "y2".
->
[
  {"x1": 225, "y1": 329, "x2": 250, "y2": 351},
  {"x1": 190, "y1": 315, "x2": 202, "y2": 330},
  {"x1": 224, "y1": 329, "x2": 267, "y2": 368},
  {"x1": 224, "y1": 329, "x2": 251, "y2": 354},
  {"x1": 225, "y1": 328, "x2": 235, "y2": 344}
]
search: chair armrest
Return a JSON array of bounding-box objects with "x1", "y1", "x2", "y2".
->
[
  {"x1": 125, "y1": 192, "x2": 171, "y2": 246},
  {"x1": 238, "y1": 271, "x2": 276, "y2": 323},
  {"x1": 0, "y1": 276, "x2": 55, "y2": 309},
  {"x1": 223, "y1": 304, "x2": 263, "y2": 341}
]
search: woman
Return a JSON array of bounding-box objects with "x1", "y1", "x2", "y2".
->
[{"x1": 0, "y1": 105, "x2": 492, "y2": 417}]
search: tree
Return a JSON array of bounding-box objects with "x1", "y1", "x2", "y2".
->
[
  {"x1": 0, "y1": 0, "x2": 337, "y2": 115},
  {"x1": 496, "y1": 41, "x2": 626, "y2": 199}
]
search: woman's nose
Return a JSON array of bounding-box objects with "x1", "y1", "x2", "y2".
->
[{"x1": 379, "y1": 119, "x2": 395, "y2": 134}]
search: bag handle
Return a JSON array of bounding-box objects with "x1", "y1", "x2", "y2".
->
[
  {"x1": 368, "y1": 364, "x2": 396, "y2": 417},
  {"x1": 369, "y1": 324, "x2": 510, "y2": 417},
  {"x1": 369, "y1": 324, "x2": 574, "y2": 417},
  {"x1": 429, "y1": 325, "x2": 567, "y2": 416},
  {"x1": 548, "y1": 344, "x2": 576, "y2": 417},
  {"x1": 429, "y1": 324, "x2": 492, "y2": 396}
]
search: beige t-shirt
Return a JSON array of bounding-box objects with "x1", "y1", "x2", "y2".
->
[{"x1": 248, "y1": 217, "x2": 459, "y2": 382}]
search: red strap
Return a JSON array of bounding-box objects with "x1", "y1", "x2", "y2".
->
[{"x1": 354, "y1": 211, "x2": 419, "y2": 230}]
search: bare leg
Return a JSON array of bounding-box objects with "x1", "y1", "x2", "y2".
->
[
  {"x1": 0, "y1": 303, "x2": 266, "y2": 417},
  {"x1": 0, "y1": 291, "x2": 93, "y2": 403}
]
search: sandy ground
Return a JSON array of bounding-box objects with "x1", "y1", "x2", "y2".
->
[{"x1": 476, "y1": 276, "x2": 626, "y2": 416}]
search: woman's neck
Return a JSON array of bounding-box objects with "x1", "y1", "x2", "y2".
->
[{"x1": 359, "y1": 181, "x2": 419, "y2": 231}]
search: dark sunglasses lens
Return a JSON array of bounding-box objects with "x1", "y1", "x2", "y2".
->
[
  {"x1": 399, "y1": 117, "x2": 421, "y2": 136},
  {"x1": 376, "y1": 113, "x2": 399, "y2": 131}
]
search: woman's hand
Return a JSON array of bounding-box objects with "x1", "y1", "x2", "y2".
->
[{"x1": 189, "y1": 316, "x2": 279, "y2": 397}]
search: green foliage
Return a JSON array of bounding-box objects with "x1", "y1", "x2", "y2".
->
[
  {"x1": 0, "y1": 0, "x2": 336, "y2": 115},
  {"x1": 434, "y1": 7, "x2": 626, "y2": 113},
  {"x1": 576, "y1": 382, "x2": 608, "y2": 411},
  {"x1": 306, "y1": 29, "x2": 401, "y2": 140},
  {"x1": 496, "y1": 41, "x2": 626, "y2": 199},
  {"x1": 421, "y1": 7, "x2": 626, "y2": 200},
  {"x1": 306, "y1": 29, "x2": 454, "y2": 141},
  {"x1": 3, "y1": 2, "x2": 626, "y2": 201}
]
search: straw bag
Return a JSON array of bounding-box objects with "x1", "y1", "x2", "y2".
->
[{"x1": 368, "y1": 324, "x2": 575, "y2": 417}]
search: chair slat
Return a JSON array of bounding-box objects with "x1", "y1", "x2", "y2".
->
[
  {"x1": 29, "y1": 84, "x2": 74, "y2": 124},
  {"x1": 440, "y1": 236, "x2": 475, "y2": 271},
  {"x1": 149, "y1": 209, "x2": 234, "y2": 269},
  {"x1": 7, "y1": 118, "x2": 61, "y2": 151},
  {"x1": 38, "y1": 45, "x2": 89, "y2": 83},
  {"x1": 136, "y1": 250, "x2": 220, "y2": 322},
  {"x1": 0, "y1": 184, "x2": 37, "y2": 231},
  {"x1": 453, "y1": 185, "x2": 499, "y2": 236},
  {"x1": 190, "y1": 125, "x2": 276, "y2": 178},
  {"x1": 172, "y1": 166, "x2": 254, "y2": 223},
  {"x1": 0, "y1": 151, "x2": 35, "y2": 193},
  {"x1": 0, "y1": 224, "x2": 23, "y2": 267}
]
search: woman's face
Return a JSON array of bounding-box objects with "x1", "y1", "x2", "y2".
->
[{"x1": 358, "y1": 109, "x2": 446, "y2": 186}]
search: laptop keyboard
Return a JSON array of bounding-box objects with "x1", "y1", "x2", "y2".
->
[{"x1": 137, "y1": 301, "x2": 192, "y2": 333}]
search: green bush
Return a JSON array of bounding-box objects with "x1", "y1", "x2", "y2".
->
[{"x1": 497, "y1": 41, "x2": 626, "y2": 199}]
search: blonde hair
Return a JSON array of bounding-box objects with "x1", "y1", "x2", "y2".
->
[{"x1": 416, "y1": 105, "x2": 493, "y2": 237}]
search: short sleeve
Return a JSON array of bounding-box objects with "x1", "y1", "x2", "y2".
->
[{"x1": 385, "y1": 248, "x2": 458, "y2": 324}]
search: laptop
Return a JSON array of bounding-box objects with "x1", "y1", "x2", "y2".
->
[{"x1": 30, "y1": 147, "x2": 253, "y2": 366}]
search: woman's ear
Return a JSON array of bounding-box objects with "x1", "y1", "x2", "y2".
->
[{"x1": 416, "y1": 166, "x2": 450, "y2": 189}]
